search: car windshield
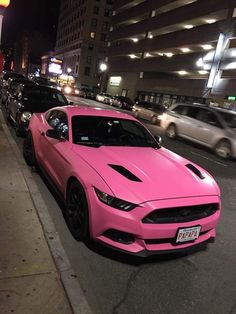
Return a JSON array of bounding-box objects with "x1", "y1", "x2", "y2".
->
[
  {"x1": 218, "y1": 111, "x2": 236, "y2": 128},
  {"x1": 22, "y1": 86, "x2": 68, "y2": 108},
  {"x1": 72, "y1": 116, "x2": 159, "y2": 148}
]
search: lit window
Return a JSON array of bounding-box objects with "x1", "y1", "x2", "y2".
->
[{"x1": 90, "y1": 32, "x2": 96, "y2": 39}]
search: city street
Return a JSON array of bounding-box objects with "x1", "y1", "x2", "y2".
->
[{"x1": 2, "y1": 97, "x2": 236, "y2": 314}]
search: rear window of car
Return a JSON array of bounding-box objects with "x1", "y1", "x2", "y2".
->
[{"x1": 22, "y1": 86, "x2": 68, "y2": 105}]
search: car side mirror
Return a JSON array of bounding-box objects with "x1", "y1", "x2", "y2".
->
[
  {"x1": 46, "y1": 129, "x2": 65, "y2": 141},
  {"x1": 154, "y1": 135, "x2": 162, "y2": 145}
]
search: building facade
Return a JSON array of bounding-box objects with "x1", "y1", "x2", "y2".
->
[
  {"x1": 55, "y1": 0, "x2": 113, "y2": 90},
  {"x1": 106, "y1": 0, "x2": 236, "y2": 105}
]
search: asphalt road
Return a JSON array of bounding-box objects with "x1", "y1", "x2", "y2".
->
[{"x1": 3, "y1": 97, "x2": 236, "y2": 314}]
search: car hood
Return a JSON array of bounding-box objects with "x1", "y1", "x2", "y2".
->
[{"x1": 72, "y1": 145, "x2": 219, "y2": 204}]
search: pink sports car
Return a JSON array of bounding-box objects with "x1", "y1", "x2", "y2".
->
[{"x1": 23, "y1": 106, "x2": 221, "y2": 256}]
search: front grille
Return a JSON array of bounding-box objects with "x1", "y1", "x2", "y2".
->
[{"x1": 142, "y1": 203, "x2": 218, "y2": 224}]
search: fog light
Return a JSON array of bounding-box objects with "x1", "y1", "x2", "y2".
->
[{"x1": 103, "y1": 229, "x2": 134, "y2": 245}]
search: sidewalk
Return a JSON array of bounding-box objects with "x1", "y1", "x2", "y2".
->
[{"x1": 0, "y1": 111, "x2": 73, "y2": 313}]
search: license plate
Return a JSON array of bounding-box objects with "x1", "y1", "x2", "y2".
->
[{"x1": 176, "y1": 226, "x2": 201, "y2": 243}]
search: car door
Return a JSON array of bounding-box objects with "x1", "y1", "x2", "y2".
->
[
  {"x1": 192, "y1": 109, "x2": 223, "y2": 145},
  {"x1": 38, "y1": 109, "x2": 72, "y2": 192}
]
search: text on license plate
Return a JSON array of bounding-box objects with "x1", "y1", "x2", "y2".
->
[{"x1": 176, "y1": 226, "x2": 201, "y2": 243}]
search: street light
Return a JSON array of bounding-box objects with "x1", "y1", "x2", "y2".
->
[
  {"x1": 99, "y1": 62, "x2": 108, "y2": 92},
  {"x1": 66, "y1": 67, "x2": 72, "y2": 84}
]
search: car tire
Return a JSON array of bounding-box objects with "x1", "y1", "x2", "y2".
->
[
  {"x1": 23, "y1": 131, "x2": 38, "y2": 167},
  {"x1": 65, "y1": 181, "x2": 89, "y2": 241},
  {"x1": 151, "y1": 116, "x2": 157, "y2": 124},
  {"x1": 166, "y1": 123, "x2": 177, "y2": 139},
  {"x1": 215, "y1": 139, "x2": 231, "y2": 159},
  {"x1": 15, "y1": 114, "x2": 24, "y2": 137}
]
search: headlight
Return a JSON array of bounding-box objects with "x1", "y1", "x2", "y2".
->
[
  {"x1": 75, "y1": 89, "x2": 79, "y2": 94},
  {"x1": 57, "y1": 86, "x2": 62, "y2": 91},
  {"x1": 94, "y1": 187, "x2": 137, "y2": 211},
  {"x1": 21, "y1": 112, "x2": 32, "y2": 122},
  {"x1": 64, "y1": 86, "x2": 72, "y2": 94}
]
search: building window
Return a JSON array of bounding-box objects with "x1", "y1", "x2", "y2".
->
[
  {"x1": 104, "y1": 9, "x2": 111, "y2": 17},
  {"x1": 90, "y1": 32, "x2": 96, "y2": 39},
  {"x1": 122, "y1": 89, "x2": 128, "y2": 97},
  {"x1": 93, "y1": 6, "x2": 99, "y2": 14},
  {"x1": 91, "y1": 18, "x2": 97, "y2": 27},
  {"x1": 84, "y1": 66, "x2": 90, "y2": 76},
  {"x1": 86, "y1": 56, "x2": 92, "y2": 64}
]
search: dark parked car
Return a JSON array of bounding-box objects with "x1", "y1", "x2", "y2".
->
[
  {"x1": 132, "y1": 101, "x2": 167, "y2": 125},
  {"x1": 79, "y1": 87, "x2": 96, "y2": 99},
  {"x1": 0, "y1": 72, "x2": 25, "y2": 89},
  {"x1": 2, "y1": 78, "x2": 34, "y2": 108},
  {"x1": 111, "y1": 96, "x2": 134, "y2": 110},
  {"x1": 7, "y1": 84, "x2": 69, "y2": 136}
]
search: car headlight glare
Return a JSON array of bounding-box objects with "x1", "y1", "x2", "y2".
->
[
  {"x1": 94, "y1": 187, "x2": 137, "y2": 211},
  {"x1": 75, "y1": 89, "x2": 79, "y2": 94},
  {"x1": 21, "y1": 112, "x2": 32, "y2": 122},
  {"x1": 64, "y1": 86, "x2": 72, "y2": 94}
]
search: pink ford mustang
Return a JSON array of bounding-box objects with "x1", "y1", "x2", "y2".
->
[{"x1": 23, "y1": 106, "x2": 221, "y2": 256}]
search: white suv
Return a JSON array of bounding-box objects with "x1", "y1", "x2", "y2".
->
[{"x1": 160, "y1": 103, "x2": 236, "y2": 159}]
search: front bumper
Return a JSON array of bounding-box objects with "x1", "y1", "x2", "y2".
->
[{"x1": 87, "y1": 188, "x2": 221, "y2": 255}]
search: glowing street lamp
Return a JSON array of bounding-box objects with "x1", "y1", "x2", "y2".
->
[
  {"x1": 99, "y1": 62, "x2": 108, "y2": 92},
  {"x1": 0, "y1": 0, "x2": 10, "y2": 45}
]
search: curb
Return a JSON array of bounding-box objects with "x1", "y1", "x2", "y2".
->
[{"x1": 0, "y1": 109, "x2": 92, "y2": 314}]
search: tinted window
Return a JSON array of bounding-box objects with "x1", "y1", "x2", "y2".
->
[
  {"x1": 218, "y1": 111, "x2": 236, "y2": 128},
  {"x1": 172, "y1": 105, "x2": 185, "y2": 114},
  {"x1": 22, "y1": 86, "x2": 68, "y2": 107},
  {"x1": 186, "y1": 107, "x2": 199, "y2": 118},
  {"x1": 72, "y1": 116, "x2": 159, "y2": 148}
]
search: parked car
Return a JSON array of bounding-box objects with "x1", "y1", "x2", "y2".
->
[
  {"x1": 160, "y1": 103, "x2": 236, "y2": 159},
  {"x1": 79, "y1": 87, "x2": 96, "y2": 100},
  {"x1": 133, "y1": 101, "x2": 167, "y2": 125},
  {"x1": 23, "y1": 106, "x2": 221, "y2": 256},
  {"x1": 96, "y1": 92, "x2": 113, "y2": 103},
  {"x1": 7, "y1": 84, "x2": 69, "y2": 136},
  {"x1": 2, "y1": 78, "x2": 34, "y2": 108},
  {"x1": 111, "y1": 96, "x2": 134, "y2": 110},
  {"x1": 0, "y1": 72, "x2": 25, "y2": 89},
  {"x1": 33, "y1": 77, "x2": 61, "y2": 90}
]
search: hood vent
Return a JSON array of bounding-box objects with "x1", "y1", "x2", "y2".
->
[
  {"x1": 108, "y1": 164, "x2": 142, "y2": 182},
  {"x1": 186, "y1": 164, "x2": 205, "y2": 179}
]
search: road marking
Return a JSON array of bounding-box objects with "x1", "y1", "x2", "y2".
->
[{"x1": 190, "y1": 151, "x2": 228, "y2": 167}]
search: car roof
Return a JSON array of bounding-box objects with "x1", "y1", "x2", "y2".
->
[
  {"x1": 173, "y1": 102, "x2": 236, "y2": 115},
  {"x1": 50, "y1": 105, "x2": 137, "y2": 120}
]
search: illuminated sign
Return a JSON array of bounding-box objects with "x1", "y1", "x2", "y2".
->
[
  {"x1": 48, "y1": 58, "x2": 63, "y2": 74},
  {"x1": 227, "y1": 96, "x2": 236, "y2": 101},
  {"x1": 110, "y1": 76, "x2": 122, "y2": 86}
]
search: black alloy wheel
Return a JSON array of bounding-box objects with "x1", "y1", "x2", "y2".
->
[
  {"x1": 65, "y1": 181, "x2": 89, "y2": 241},
  {"x1": 215, "y1": 139, "x2": 232, "y2": 160},
  {"x1": 23, "y1": 131, "x2": 37, "y2": 167},
  {"x1": 166, "y1": 123, "x2": 177, "y2": 139}
]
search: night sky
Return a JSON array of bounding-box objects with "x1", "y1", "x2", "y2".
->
[{"x1": 2, "y1": 0, "x2": 61, "y2": 48}]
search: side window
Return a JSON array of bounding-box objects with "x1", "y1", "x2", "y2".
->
[
  {"x1": 186, "y1": 107, "x2": 199, "y2": 119},
  {"x1": 46, "y1": 110, "x2": 69, "y2": 139},
  {"x1": 196, "y1": 109, "x2": 222, "y2": 128},
  {"x1": 172, "y1": 105, "x2": 184, "y2": 114}
]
